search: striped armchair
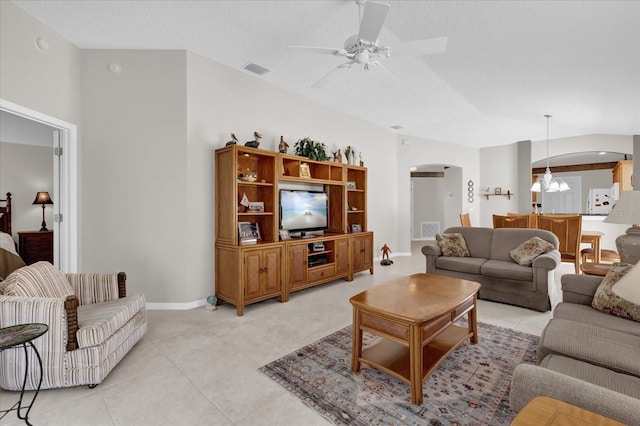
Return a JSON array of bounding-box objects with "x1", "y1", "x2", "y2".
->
[{"x1": 0, "y1": 262, "x2": 146, "y2": 390}]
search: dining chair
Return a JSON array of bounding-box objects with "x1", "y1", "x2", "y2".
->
[
  {"x1": 493, "y1": 214, "x2": 530, "y2": 228},
  {"x1": 507, "y1": 212, "x2": 537, "y2": 228},
  {"x1": 537, "y1": 214, "x2": 582, "y2": 273},
  {"x1": 459, "y1": 213, "x2": 471, "y2": 227}
]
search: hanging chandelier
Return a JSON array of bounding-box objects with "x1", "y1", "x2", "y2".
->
[{"x1": 531, "y1": 115, "x2": 570, "y2": 193}]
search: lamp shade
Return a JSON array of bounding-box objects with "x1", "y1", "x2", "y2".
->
[
  {"x1": 32, "y1": 192, "x2": 53, "y2": 205},
  {"x1": 604, "y1": 190, "x2": 640, "y2": 225}
]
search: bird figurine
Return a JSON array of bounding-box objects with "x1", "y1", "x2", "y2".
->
[
  {"x1": 226, "y1": 133, "x2": 239, "y2": 146},
  {"x1": 245, "y1": 131, "x2": 262, "y2": 148},
  {"x1": 279, "y1": 136, "x2": 289, "y2": 153}
]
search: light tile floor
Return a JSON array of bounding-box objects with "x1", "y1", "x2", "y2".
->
[{"x1": 0, "y1": 242, "x2": 574, "y2": 425}]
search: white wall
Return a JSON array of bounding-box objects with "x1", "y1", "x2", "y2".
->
[
  {"x1": 479, "y1": 144, "x2": 519, "y2": 227},
  {"x1": 397, "y1": 137, "x2": 480, "y2": 253},
  {"x1": 0, "y1": 142, "x2": 53, "y2": 240},
  {"x1": 531, "y1": 134, "x2": 633, "y2": 162},
  {"x1": 411, "y1": 177, "x2": 443, "y2": 239}
]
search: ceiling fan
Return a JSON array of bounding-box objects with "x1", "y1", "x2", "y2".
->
[{"x1": 290, "y1": 0, "x2": 448, "y2": 88}]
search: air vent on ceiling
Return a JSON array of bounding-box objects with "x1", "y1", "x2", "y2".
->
[
  {"x1": 243, "y1": 63, "x2": 270, "y2": 75},
  {"x1": 390, "y1": 125, "x2": 403, "y2": 130}
]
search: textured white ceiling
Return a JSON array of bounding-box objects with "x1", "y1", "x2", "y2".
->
[{"x1": 13, "y1": 0, "x2": 640, "y2": 147}]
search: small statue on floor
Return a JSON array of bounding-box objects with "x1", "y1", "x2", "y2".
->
[{"x1": 380, "y1": 244, "x2": 393, "y2": 266}]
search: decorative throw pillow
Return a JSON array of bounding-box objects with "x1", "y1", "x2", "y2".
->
[
  {"x1": 592, "y1": 262, "x2": 640, "y2": 322},
  {"x1": 436, "y1": 233, "x2": 471, "y2": 257},
  {"x1": 1, "y1": 261, "x2": 74, "y2": 299},
  {"x1": 509, "y1": 236, "x2": 555, "y2": 266},
  {"x1": 611, "y1": 261, "x2": 640, "y2": 305}
]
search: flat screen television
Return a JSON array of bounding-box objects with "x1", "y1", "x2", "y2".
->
[{"x1": 280, "y1": 190, "x2": 328, "y2": 233}]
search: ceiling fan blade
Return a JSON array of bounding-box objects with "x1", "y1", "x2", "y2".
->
[
  {"x1": 392, "y1": 37, "x2": 448, "y2": 57},
  {"x1": 289, "y1": 46, "x2": 349, "y2": 57},
  {"x1": 358, "y1": 1, "x2": 391, "y2": 44},
  {"x1": 312, "y1": 61, "x2": 354, "y2": 88}
]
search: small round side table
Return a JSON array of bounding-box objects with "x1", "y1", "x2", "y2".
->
[{"x1": 0, "y1": 323, "x2": 48, "y2": 426}]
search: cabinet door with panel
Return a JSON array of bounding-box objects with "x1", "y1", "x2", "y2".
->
[
  {"x1": 242, "y1": 246, "x2": 282, "y2": 301},
  {"x1": 287, "y1": 243, "x2": 307, "y2": 290},
  {"x1": 352, "y1": 232, "x2": 374, "y2": 275},
  {"x1": 335, "y1": 237, "x2": 350, "y2": 277}
]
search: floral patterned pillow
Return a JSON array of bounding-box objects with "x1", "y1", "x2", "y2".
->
[
  {"x1": 436, "y1": 233, "x2": 470, "y2": 257},
  {"x1": 509, "y1": 236, "x2": 555, "y2": 266},
  {"x1": 592, "y1": 262, "x2": 640, "y2": 322}
]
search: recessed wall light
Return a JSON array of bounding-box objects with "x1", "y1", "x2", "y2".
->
[
  {"x1": 35, "y1": 36, "x2": 50, "y2": 51},
  {"x1": 107, "y1": 62, "x2": 122, "y2": 74}
]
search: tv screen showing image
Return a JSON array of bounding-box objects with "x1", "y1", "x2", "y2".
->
[{"x1": 280, "y1": 190, "x2": 328, "y2": 232}]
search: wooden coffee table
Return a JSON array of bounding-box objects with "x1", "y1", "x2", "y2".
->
[{"x1": 349, "y1": 273, "x2": 481, "y2": 404}]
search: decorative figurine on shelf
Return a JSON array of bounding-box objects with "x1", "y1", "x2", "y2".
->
[
  {"x1": 226, "y1": 133, "x2": 239, "y2": 146},
  {"x1": 344, "y1": 145, "x2": 354, "y2": 164},
  {"x1": 245, "y1": 131, "x2": 262, "y2": 148},
  {"x1": 380, "y1": 244, "x2": 393, "y2": 266},
  {"x1": 359, "y1": 152, "x2": 364, "y2": 167},
  {"x1": 279, "y1": 136, "x2": 289, "y2": 153},
  {"x1": 337, "y1": 149, "x2": 343, "y2": 163}
]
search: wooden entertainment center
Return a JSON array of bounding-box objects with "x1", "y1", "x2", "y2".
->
[{"x1": 215, "y1": 145, "x2": 373, "y2": 316}]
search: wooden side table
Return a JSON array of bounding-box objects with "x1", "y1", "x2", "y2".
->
[
  {"x1": 18, "y1": 230, "x2": 53, "y2": 265},
  {"x1": 581, "y1": 263, "x2": 610, "y2": 276},
  {"x1": 512, "y1": 396, "x2": 624, "y2": 425}
]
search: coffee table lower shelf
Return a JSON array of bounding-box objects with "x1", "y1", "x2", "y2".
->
[{"x1": 359, "y1": 325, "x2": 473, "y2": 386}]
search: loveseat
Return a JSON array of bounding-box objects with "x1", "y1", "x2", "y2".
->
[
  {"x1": 509, "y1": 271, "x2": 640, "y2": 424},
  {"x1": 422, "y1": 227, "x2": 561, "y2": 312},
  {"x1": 0, "y1": 261, "x2": 146, "y2": 390}
]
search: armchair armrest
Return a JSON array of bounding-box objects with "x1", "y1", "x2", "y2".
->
[
  {"x1": 561, "y1": 274, "x2": 602, "y2": 305},
  {"x1": 509, "y1": 364, "x2": 640, "y2": 425},
  {"x1": 422, "y1": 242, "x2": 441, "y2": 274},
  {"x1": 532, "y1": 249, "x2": 561, "y2": 270},
  {"x1": 65, "y1": 272, "x2": 126, "y2": 305}
]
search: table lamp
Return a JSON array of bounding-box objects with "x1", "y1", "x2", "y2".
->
[
  {"x1": 32, "y1": 191, "x2": 53, "y2": 231},
  {"x1": 603, "y1": 190, "x2": 640, "y2": 265}
]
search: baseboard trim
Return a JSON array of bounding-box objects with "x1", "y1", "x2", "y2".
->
[{"x1": 146, "y1": 299, "x2": 208, "y2": 311}]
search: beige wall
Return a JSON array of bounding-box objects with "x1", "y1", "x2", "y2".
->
[{"x1": 0, "y1": 142, "x2": 53, "y2": 241}]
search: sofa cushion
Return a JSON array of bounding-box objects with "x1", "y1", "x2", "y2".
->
[
  {"x1": 436, "y1": 233, "x2": 470, "y2": 257},
  {"x1": 611, "y1": 261, "x2": 640, "y2": 305},
  {"x1": 0, "y1": 261, "x2": 74, "y2": 299},
  {"x1": 592, "y1": 262, "x2": 640, "y2": 322},
  {"x1": 76, "y1": 293, "x2": 145, "y2": 348},
  {"x1": 491, "y1": 228, "x2": 558, "y2": 263},
  {"x1": 509, "y1": 236, "x2": 555, "y2": 266},
  {"x1": 480, "y1": 259, "x2": 533, "y2": 282},
  {"x1": 441, "y1": 227, "x2": 494, "y2": 258},
  {"x1": 554, "y1": 303, "x2": 640, "y2": 337},
  {"x1": 538, "y1": 319, "x2": 640, "y2": 377},
  {"x1": 541, "y1": 354, "x2": 640, "y2": 399},
  {"x1": 435, "y1": 256, "x2": 487, "y2": 274}
]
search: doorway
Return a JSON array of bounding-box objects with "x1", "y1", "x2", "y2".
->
[{"x1": 0, "y1": 99, "x2": 78, "y2": 272}]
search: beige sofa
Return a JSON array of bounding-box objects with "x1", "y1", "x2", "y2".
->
[
  {"x1": 509, "y1": 273, "x2": 640, "y2": 424},
  {"x1": 422, "y1": 227, "x2": 561, "y2": 312},
  {"x1": 0, "y1": 261, "x2": 146, "y2": 390}
]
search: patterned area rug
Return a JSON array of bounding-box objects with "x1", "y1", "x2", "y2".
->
[{"x1": 259, "y1": 322, "x2": 538, "y2": 425}]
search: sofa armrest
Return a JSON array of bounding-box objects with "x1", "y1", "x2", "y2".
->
[
  {"x1": 561, "y1": 274, "x2": 602, "y2": 305},
  {"x1": 65, "y1": 272, "x2": 126, "y2": 305},
  {"x1": 532, "y1": 249, "x2": 561, "y2": 270},
  {"x1": 509, "y1": 364, "x2": 640, "y2": 425},
  {"x1": 421, "y1": 242, "x2": 441, "y2": 274}
]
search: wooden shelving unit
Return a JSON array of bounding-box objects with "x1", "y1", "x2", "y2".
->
[{"x1": 215, "y1": 145, "x2": 373, "y2": 316}]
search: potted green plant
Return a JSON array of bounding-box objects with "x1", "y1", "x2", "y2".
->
[{"x1": 293, "y1": 137, "x2": 327, "y2": 161}]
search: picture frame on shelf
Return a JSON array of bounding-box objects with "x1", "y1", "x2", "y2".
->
[
  {"x1": 248, "y1": 201, "x2": 264, "y2": 212},
  {"x1": 238, "y1": 221, "x2": 261, "y2": 244},
  {"x1": 494, "y1": 187, "x2": 502, "y2": 195},
  {"x1": 279, "y1": 229, "x2": 290, "y2": 240},
  {"x1": 347, "y1": 181, "x2": 357, "y2": 189},
  {"x1": 299, "y1": 163, "x2": 311, "y2": 179},
  {"x1": 351, "y1": 224, "x2": 362, "y2": 233}
]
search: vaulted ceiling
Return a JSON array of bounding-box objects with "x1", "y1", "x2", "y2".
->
[{"x1": 13, "y1": 0, "x2": 640, "y2": 147}]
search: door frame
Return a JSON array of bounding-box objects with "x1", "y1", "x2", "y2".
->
[{"x1": 1, "y1": 98, "x2": 78, "y2": 272}]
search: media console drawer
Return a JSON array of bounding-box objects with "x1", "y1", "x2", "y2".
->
[{"x1": 307, "y1": 264, "x2": 336, "y2": 283}]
